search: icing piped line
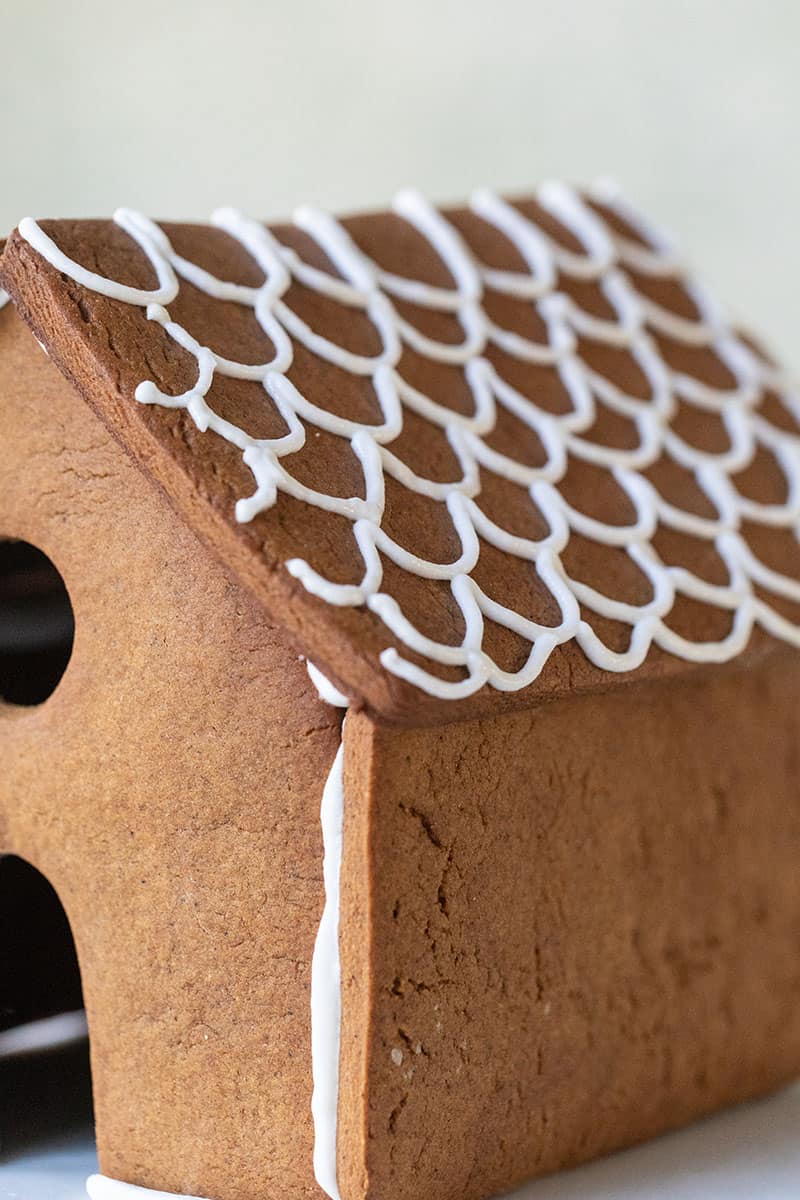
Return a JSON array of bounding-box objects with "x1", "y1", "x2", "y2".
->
[
  {"x1": 17, "y1": 184, "x2": 800, "y2": 701},
  {"x1": 86, "y1": 665, "x2": 347, "y2": 1200},
  {"x1": 310, "y1": 736, "x2": 345, "y2": 1200},
  {"x1": 19, "y1": 212, "x2": 179, "y2": 306},
  {"x1": 307, "y1": 659, "x2": 350, "y2": 708},
  {"x1": 307, "y1": 662, "x2": 348, "y2": 1200}
]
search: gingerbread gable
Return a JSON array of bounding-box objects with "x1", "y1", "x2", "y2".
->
[{"x1": 2, "y1": 184, "x2": 799, "y2": 724}]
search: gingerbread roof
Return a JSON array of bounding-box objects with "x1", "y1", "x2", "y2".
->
[{"x1": 2, "y1": 184, "x2": 800, "y2": 725}]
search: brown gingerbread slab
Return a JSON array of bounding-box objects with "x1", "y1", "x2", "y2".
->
[
  {"x1": 1, "y1": 186, "x2": 800, "y2": 1200},
  {"x1": 3, "y1": 185, "x2": 799, "y2": 725}
]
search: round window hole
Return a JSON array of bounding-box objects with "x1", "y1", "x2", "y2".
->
[{"x1": 0, "y1": 540, "x2": 74, "y2": 705}]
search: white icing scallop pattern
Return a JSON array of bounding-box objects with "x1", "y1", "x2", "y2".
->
[{"x1": 18, "y1": 183, "x2": 800, "y2": 700}]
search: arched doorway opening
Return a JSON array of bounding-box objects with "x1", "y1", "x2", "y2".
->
[{"x1": 0, "y1": 855, "x2": 93, "y2": 1154}]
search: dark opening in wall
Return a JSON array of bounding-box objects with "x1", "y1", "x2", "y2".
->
[
  {"x1": 0, "y1": 856, "x2": 83, "y2": 1033},
  {"x1": 0, "y1": 540, "x2": 74, "y2": 705},
  {"x1": 0, "y1": 856, "x2": 93, "y2": 1151}
]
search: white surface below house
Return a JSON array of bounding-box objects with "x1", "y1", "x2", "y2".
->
[{"x1": 0, "y1": 1081, "x2": 799, "y2": 1200}]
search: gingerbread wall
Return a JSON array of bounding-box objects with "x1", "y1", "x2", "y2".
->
[
  {"x1": 4, "y1": 299, "x2": 800, "y2": 1200},
  {"x1": 0, "y1": 307, "x2": 343, "y2": 1199},
  {"x1": 341, "y1": 655, "x2": 800, "y2": 1199}
]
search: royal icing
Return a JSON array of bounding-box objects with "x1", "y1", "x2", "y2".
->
[
  {"x1": 306, "y1": 659, "x2": 350, "y2": 708},
  {"x1": 84, "y1": 665, "x2": 346, "y2": 1200},
  {"x1": 17, "y1": 185, "x2": 800, "y2": 701},
  {"x1": 308, "y1": 665, "x2": 348, "y2": 1200}
]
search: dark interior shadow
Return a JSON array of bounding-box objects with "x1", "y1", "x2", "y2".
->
[
  {"x1": 0, "y1": 1039, "x2": 93, "y2": 1156},
  {"x1": 0, "y1": 856, "x2": 94, "y2": 1159},
  {"x1": 0, "y1": 538, "x2": 75, "y2": 706}
]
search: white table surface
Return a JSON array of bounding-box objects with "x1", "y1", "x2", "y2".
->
[{"x1": 1, "y1": 1054, "x2": 799, "y2": 1199}]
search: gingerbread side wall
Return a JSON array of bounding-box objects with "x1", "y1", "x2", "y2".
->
[
  {"x1": 349, "y1": 656, "x2": 800, "y2": 1200},
  {"x1": 0, "y1": 306, "x2": 343, "y2": 1200}
]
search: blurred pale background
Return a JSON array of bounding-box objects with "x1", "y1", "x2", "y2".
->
[{"x1": 1, "y1": 0, "x2": 798, "y2": 362}]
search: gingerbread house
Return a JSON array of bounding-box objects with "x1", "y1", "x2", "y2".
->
[{"x1": 1, "y1": 183, "x2": 799, "y2": 1200}]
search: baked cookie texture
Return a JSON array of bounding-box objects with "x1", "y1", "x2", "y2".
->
[
  {"x1": 0, "y1": 308, "x2": 341, "y2": 1197},
  {"x1": 0, "y1": 185, "x2": 799, "y2": 1200}
]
